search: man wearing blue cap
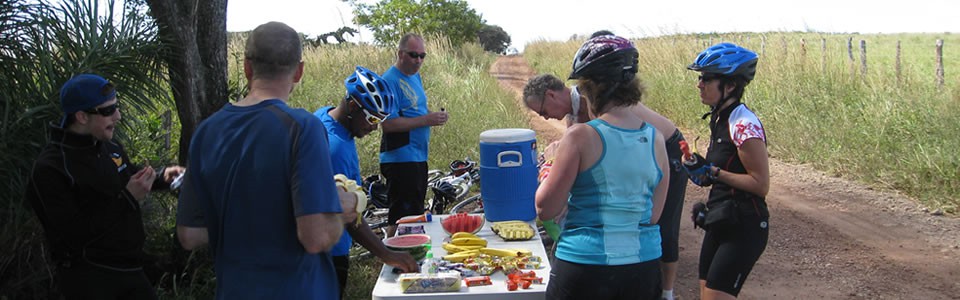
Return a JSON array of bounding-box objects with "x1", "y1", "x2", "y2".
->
[{"x1": 25, "y1": 73, "x2": 185, "y2": 299}]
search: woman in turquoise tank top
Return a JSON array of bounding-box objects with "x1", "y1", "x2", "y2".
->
[{"x1": 536, "y1": 35, "x2": 670, "y2": 300}]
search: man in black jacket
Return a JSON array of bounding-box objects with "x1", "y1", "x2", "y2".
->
[{"x1": 25, "y1": 74, "x2": 185, "y2": 299}]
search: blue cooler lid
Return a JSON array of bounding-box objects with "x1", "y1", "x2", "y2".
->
[{"x1": 479, "y1": 128, "x2": 536, "y2": 143}]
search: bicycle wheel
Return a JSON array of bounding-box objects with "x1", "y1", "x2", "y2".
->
[{"x1": 449, "y1": 194, "x2": 484, "y2": 214}]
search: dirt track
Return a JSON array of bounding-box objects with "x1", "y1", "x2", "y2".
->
[{"x1": 490, "y1": 55, "x2": 960, "y2": 299}]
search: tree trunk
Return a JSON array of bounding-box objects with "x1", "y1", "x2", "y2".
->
[{"x1": 146, "y1": 0, "x2": 228, "y2": 164}]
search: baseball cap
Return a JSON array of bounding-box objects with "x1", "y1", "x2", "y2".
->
[{"x1": 59, "y1": 74, "x2": 116, "y2": 126}]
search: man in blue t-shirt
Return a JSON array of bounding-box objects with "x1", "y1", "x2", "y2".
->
[
  {"x1": 175, "y1": 22, "x2": 359, "y2": 299},
  {"x1": 316, "y1": 66, "x2": 418, "y2": 298},
  {"x1": 379, "y1": 33, "x2": 449, "y2": 236}
]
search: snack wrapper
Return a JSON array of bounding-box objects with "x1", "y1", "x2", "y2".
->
[{"x1": 398, "y1": 271, "x2": 461, "y2": 293}]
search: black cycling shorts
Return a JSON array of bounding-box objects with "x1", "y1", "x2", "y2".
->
[
  {"x1": 547, "y1": 258, "x2": 661, "y2": 300},
  {"x1": 333, "y1": 255, "x2": 349, "y2": 299},
  {"x1": 381, "y1": 161, "x2": 428, "y2": 224},
  {"x1": 698, "y1": 213, "x2": 769, "y2": 297},
  {"x1": 659, "y1": 129, "x2": 687, "y2": 263}
]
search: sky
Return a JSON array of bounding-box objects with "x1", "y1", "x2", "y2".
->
[{"x1": 226, "y1": 0, "x2": 960, "y2": 51}]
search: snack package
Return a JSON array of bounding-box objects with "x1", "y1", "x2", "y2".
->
[
  {"x1": 398, "y1": 271, "x2": 461, "y2": 293},
  {"x1": 397, "y1": 224, "x2": 426, "y2": 235}
]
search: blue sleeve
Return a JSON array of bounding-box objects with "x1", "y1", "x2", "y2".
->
[
  {"x1": 292, "y1": 115, "x2": 342, "y2": 216},
  {"x1": 177, "y1": 129, "x2": 207, "y2": 227}
]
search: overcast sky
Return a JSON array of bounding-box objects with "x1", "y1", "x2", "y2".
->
[{"x1": 226, "y1": 0, "x2": 960, "y2": 51}]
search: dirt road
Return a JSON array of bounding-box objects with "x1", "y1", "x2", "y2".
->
[{"x1": 491, "y1": 56, "x2": 960, "y2": 299}]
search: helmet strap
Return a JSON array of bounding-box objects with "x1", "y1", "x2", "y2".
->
[{"x1": 701, "y1": 81, "x2": 739, "y2": 120}]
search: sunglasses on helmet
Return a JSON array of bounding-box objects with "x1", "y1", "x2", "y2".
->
[
  {"x1": 405, "y1": 51, "x2": 427, "y2": 59},
  {"x1": 83, "y1": 102, "x2": 120, "y2": 117},
  {"x1": 352, "y1": 99, "x2": 386, "y2": 125}
]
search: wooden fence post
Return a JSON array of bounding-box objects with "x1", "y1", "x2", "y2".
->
[
  {"x1": 859, "y1": 40, "x2": 867, "y2": 81},
  {"x1": 821, "y1": 38, "x2": 827, "y2": 73},
  {"x1": 936, "y1": 39, "x2": 945, "y2": 89},
  {"x1": 848, "y1": 37, "x2": 855, "y2": 79},
  {"x1": 800, "y1": 38, "x2": 806, "y2": 72},
  {"x1": 895, "y1": 40, "x2": 902, "y2": 84},
  {"x1": 760, "y1": 35, "x2": 766, "y2": 57}
]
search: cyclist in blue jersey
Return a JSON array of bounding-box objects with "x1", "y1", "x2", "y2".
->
[
  {"x1": 315, "y1": 66, "x2": 419, "y2": 298},
  {"x1": 684, "y1": 43, "x2": 770, "y2": 300},
  {"x1": 379, "y1": 33, "x2": 449, "y2": 236},
  {"x1": 176, "y1": 22, "x2": 358, "y2": 299},
  {"x1": 536, "y1": 35, "x2": 669, "y2": 300}
]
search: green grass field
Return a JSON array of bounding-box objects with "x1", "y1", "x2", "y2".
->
[{"x1": 527, "y1": 32, "x2": 960, "y2": 214}]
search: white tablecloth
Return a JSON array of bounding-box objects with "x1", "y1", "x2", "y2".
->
[{"x1": 371, "y1": 215, "x2": 550, "y2": 300}]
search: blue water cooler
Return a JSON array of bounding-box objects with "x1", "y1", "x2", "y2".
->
[{"x1": 479, "y1": 128, "x2": 538, "y2": 222}]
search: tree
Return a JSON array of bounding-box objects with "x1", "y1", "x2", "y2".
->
[
  {"x1": 351, "y1": 0, "x2": 484, "y2": 46},
  {"x1": 145, "y1": 0, "x2": 228, "y2": 163},
  {"x1": 478, "y1": 24, "x2": 510, "y2": 54},
  {"x1": 310, "y1": 26, "x2": 359, "y2": 47}
]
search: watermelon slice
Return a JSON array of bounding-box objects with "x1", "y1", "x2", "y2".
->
[
  {"x1": 384, "y1": 234, "x2": 431, "y2": 262},
  {"x1": 440, "y1": 213, "x2": 485, "y2": 236}
]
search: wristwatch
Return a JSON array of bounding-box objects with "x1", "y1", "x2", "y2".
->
[{"x1": 710, "y1": 166, "x2": 720, "y2": 180}]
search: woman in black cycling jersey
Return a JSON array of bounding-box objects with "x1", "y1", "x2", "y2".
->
[{"x1": 684, "y1": 43, "x2": 770, "y2": 300}]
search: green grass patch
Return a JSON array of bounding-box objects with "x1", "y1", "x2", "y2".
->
[{"x1": 525, "y1": 32, "x2": 960, "y2": 213}]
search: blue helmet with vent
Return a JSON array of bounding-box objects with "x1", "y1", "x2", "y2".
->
[
  {"x1": 344, "y1": 66, "x2": 397, "y2": 117},
  {"x1": 687, "y1": 43, "x2": 758, "y2": 83}
]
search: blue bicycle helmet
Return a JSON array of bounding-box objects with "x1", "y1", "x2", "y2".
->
[
  {"x1": 569, "y1": 35, "x2": 638, "y2": 83},
  {"x1": 687, "y1": 43, "x2": 758, "y2": 82},
  {"x1": 344, "y1": 66, "x2": 397, "y2": 117}
]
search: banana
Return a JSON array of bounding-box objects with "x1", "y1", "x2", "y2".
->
[
  {"x1": 509, "y1": 248, "x2": 533, "y2": 256},
  {"x1": 333, "y1": 174, "x2": 367, "y2": 226},
  {"x1": 450, "y1": 237, "x2": 488, "y2": 247},
  {"x1": 442, "y1": 243, "x2": 483, "y2": 254},
  {"x1": 442, "y1": 250, "x2": 480, "y2": 262},
  {"x1": 479, "y1": 247, "x2": 520, "y2": 257},
  {"x1": 451, "y1": 232, "x2": 480, "y2": 240},
  {"x1": 353, "y1": 190, "x2": 367, "y2": 226},
  {"x1": 442, "y1": 242, "x2": 467, "y2": 253}
]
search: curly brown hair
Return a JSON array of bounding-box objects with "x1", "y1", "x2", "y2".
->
[{"x1": 575, "y1": 77, "x2": 645, "y2": 116}]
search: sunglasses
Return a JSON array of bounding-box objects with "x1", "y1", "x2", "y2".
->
[
  {"x1": 405, "y1": 51, "x2": 427, "y2": 59},
  {"x1": 698, "y1": 74, "x2": 721, "y2": 82},
  {"x1": 353, "y1": 99, "x2": 385, "y2": 125},
  {"x1": 83, "y1": 102, "x2": 120, "y2": 117}
]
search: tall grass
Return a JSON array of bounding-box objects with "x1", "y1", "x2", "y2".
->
[{"x1": 525, "y1": 32, "x2": 960, "y2": 212}]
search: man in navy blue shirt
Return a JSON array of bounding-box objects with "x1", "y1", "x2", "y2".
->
[{"x1": 176, "y1": 22, "x2": 357, "y2": 299}]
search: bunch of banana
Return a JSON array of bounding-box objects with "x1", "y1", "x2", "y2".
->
[
  {"x1": 478, "y1": 247, "x2": 533, "y2": 257},
  {"x1": 491, "y1": 220, "x2": 535, "y2": 241},
  {"x1": 441, "y1": 233, "x2": 489, "y2": 262},
  {"x1": 334, "y1": 174, "x2": 367, "y2": 226},
  {"x1": 442, "y1": 249, "x2": 480, "y2": 262}
]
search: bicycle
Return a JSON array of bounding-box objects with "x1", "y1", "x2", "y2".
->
[{"x1": 425, "y1": 158, "x2": 480, "y2": 214}]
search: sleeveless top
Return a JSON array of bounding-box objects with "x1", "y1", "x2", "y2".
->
[{"x1": 555, "y1": 119, "x2": 663, "y2": 265}]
